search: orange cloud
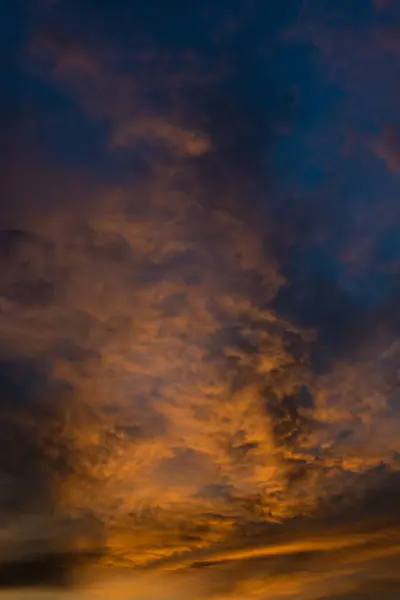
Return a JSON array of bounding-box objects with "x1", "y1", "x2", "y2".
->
[{"x1": 32, "y1": 33, "x2": 211, "y2": 157}]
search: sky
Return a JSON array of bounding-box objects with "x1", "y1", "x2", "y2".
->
[{"x1": 0, "y1": 0, "x2": 399, "y2": 598}]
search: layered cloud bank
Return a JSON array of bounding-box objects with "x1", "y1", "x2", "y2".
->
[{"x1": 0, "y1": 1, "x2": 399, "y2": 598}]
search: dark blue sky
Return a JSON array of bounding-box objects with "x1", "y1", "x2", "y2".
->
[{"x1": 4, "y1": 1, "x2": 399, "y2": 353}]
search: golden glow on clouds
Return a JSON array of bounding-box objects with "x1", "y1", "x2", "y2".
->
[
  {"x1": 1, "y1": 154, "x2": 398, "y2": 597},
  {"x1": 0, "y1": 23, "x2": 399, "y2": 600}
]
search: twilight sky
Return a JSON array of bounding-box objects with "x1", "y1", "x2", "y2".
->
[{"x1": 0, "y1": 0, "x2": 399, "y2": 598}]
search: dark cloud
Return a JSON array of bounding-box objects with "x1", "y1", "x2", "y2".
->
[
  {"x1": 0, "y1": 551, "x2": 99, "y2": 589},
  {"x1": 320, "y1": 583, "x2": 400, "y2": 600},
  {"x1": 0, "y1": 358, "x2": 55, "y2": 512},
  {"x1": 373, "y1": 0, "x2": 393, "y2": 10},
  {"x1": 372, "y1": 125, "x2": 400, "y2": 172}
]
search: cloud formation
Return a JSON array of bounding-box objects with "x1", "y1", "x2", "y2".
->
[
  {"x1": 0, "y1": 0, "x2": 399, "y2": 598},
  {"x1": 372, "y1": 125, "x2": 400, "y2": 172}
]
